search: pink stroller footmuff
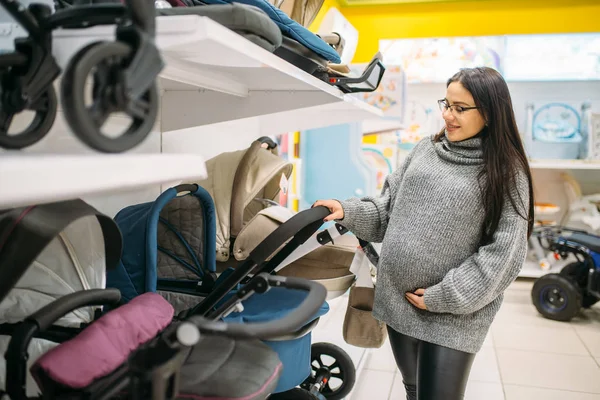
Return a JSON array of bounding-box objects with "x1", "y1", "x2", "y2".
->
[{"x1": 30, "y1": 292, "x2": 283, "y2": 400}]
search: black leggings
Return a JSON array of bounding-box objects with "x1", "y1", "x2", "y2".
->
[{"x1": 387, "y1": 326, "x2": 475, "y2": 400}]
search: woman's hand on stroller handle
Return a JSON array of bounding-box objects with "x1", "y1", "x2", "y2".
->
[
  {"x1": 313, "y1": 200, "x2": 344, "y2": 222},
  {"x1": 176, "y1": 274, "x2": 327, "y2": 345}
]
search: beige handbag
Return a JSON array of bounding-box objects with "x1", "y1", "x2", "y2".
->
[{"x1": 342, "y1": 247, "x2": 387, "y2": 348}]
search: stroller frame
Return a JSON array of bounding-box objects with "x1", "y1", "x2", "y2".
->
[{"x1": 0, "y1": 0, "x2": 163, "y2": 152}]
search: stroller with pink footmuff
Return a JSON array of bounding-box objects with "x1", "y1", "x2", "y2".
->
[{"x1": 0, "y1": 199, "x2": 327, "y2": 400}]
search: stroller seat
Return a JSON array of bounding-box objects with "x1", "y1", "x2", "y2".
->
[{"x1": 31, "y1": 292, "x2": 283, "y2": 400}]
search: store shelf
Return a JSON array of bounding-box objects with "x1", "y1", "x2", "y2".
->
[
  {"x1": 0, "y1": 154, "x2": 207, "y2": 209},
  {"x1": 529, "y1": 159, "x2": 600, "y2": 170},
  {"x1": 362, "y1": 118, "x2": 404, "y2": 135},
  {"x1": 52, "y1": 15, "x2": 383, "y2": 132},
  {"x1": 518, "y1": 256, "x2": 578, "y2": 278}
]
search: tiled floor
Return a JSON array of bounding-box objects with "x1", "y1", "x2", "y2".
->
[{"x1": 312, "y1": 279, "x2": 600, "y2": 400}]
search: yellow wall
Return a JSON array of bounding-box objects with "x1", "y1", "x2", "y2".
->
[
  {"x1": 309, "y1": 0, "x2": 342, "y2": 31},
  {"x1": 330, "y1": 0, "x2": 600, "y2": 63}
]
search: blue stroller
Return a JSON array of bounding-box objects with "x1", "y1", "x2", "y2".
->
[
  {"x1": 107, "y1": 138, "x2": 357, "y2": 399},
  {"x1": 532, "y1": 225, "x2": 600, "y2": 321}
]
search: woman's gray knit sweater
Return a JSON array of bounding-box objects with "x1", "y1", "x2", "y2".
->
[{"x1": 338, "y1": 134, "x2": 529, "y2": 354}]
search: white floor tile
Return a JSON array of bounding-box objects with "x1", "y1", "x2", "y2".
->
[
  {"x1": 364, "y1": 340, "x2": 398, "y2": 373},
  {"x1": 496, "y1": 349, "x2": 600, "y2": 393},
  {"x1": 482, "y1": 330, "x2": 495, "y2": 348},
  {"x1": 350, "y1": 369, "x2": 395, "y2": 400},
  {"x1": 504, "y1": 384, "x2": 600, "y2": 400},
  {"x1": 493, "y1": 303, "x2": 574, "y2": 330},
  {"x1": 465, "y1": 381, "x2": 505, "y2": 400},
  {"x1": 469, "y1": 347, "x2": 502, "y2": 383},
  {"x1": 575, "y1": 326, "x2": 600, "y2": 358},
  {"x1": 492, "y1": 324, "x2": 589, "y2": 356},
  {"x1": 388, "y1": 373, "x2": 407, "y2": 400}
]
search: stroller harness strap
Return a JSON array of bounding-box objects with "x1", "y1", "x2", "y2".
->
[{"x1": 0, "y1": 199, "x2": 123, "y2": 305}]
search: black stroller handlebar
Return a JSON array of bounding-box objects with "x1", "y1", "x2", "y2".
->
[
  {"x1": 30, "y1": 288, "x2": 121, "y2": 330},
  {"x1": 249, "y1": 205, "x2": 330, "y2": 264},
  {"x1": 178, "y1": 274, "x2": 326, "y2": 344},
  {"x1": 188, "y1": 205, "x2": 331, "y2": 317}
]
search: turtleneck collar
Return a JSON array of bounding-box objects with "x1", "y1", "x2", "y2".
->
[{"x1": 432, "y1": 132, "x2": 484, "y2": 165}]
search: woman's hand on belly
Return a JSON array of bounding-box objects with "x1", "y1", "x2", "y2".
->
[{"x1": 405, "y1": 288, "x2": 428, "y2": 310}]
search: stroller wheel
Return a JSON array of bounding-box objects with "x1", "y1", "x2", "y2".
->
[
  {"x1": 301, "y1": 342, "x2": 356, "y2": 400},
  {"x1": 61, "y1": 41, "x2": 159, "y2": 153},
  {"x1": 0, "y1": 85, "x2": 57, "y2": 149},
  {"x1": 532, "y1": 273, "x2": 582, "y2": 322},
  {"x1": 560, "y1": 262, "x2": 600, "y2": 308}
]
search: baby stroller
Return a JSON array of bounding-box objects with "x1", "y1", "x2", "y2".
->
[
  {"x1": 0, "y1": 0, "x2": 162, "y2": 152},
  {"x1": 107, "y1": 137, "x2": 358, "y2": 399},
  {"x1": 0, "y1": 199, "x2": 121, "y2": 397},
  {"x1": 532, "y1": 226, "x2": 600, "y2": 321},
  {"x1": 0, "y1": 199, "x2": 328, "y2": 400}
]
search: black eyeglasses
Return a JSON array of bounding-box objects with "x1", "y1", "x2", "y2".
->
[{"x1": 438, "y1": 99, "x2": 480, "y2": 116}]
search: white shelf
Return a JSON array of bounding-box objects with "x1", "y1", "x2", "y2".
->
[
  {"x1": 529, "y1": 159, "x2": 600, "y2": 170},
  {"x1": 0, "y1": 154, "x2": 207, "y2": 209},
  {"x1": 52, "y1": 15, "x2": 383, "y2": 132},
  {"x1": 362, "y1": 118, "x2": 404, "y2": 135}
]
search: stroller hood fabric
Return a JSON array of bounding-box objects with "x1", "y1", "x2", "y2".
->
[
  {"x1": 195, "y1": 140, "x2": 293, "y2": 262},
  {"x1": 199, "y1": 0, "x2": 341, "y2": 63}
]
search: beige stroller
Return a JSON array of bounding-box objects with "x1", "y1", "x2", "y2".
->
[{"x1": 197, "y1": 137, "x2": 359, "y2": 300}]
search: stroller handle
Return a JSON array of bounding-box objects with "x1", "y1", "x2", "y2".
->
[
  {"x1": 177, "y1": 274, "x2": 326, "y2": 344},
  {"x1": 187, "y1": 205, "x2": 330, "y2": 317},
  {"x1": 250, "y1": 206, "x2": 330, "y2": 264},
  {"x1": 29, "y1": 288, "x2": 121, "y2": 330},
  {"x1": 174, "y1": 183, "x2": 200, "y2": 194}
]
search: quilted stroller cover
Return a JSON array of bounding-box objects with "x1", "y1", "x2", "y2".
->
[{"x1": 0, "y1": 202, "x2": 120, "y2": 396}]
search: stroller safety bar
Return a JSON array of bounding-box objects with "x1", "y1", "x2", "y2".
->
[
  {"x1": 5, "y1": 289, "x2": 122, "y2": 400},
  {"x1": 178, "y1": 274, "x2": 326, "y2": 343}
]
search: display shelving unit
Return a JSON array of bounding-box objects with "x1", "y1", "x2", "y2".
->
[{"x1": 0, "y1": 14, "x2": 384, "y2": 211}]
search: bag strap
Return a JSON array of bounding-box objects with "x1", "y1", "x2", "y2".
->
[{"x1": 0, "y1": 199, "x2": 122, "y2": 304}]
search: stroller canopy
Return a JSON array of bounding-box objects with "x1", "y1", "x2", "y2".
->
[
  {"x1": 0, "y1": 215, "x2": 111, "y2": 327},
  {"x1": 0, "y1": 200, "x2": 122, "y2": 396},
  {"x1": 196, "y1": 139, "x2": 293, "y2": 262}
]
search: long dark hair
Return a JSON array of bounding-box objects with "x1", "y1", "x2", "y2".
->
[{"x1": 435, "y1": 67, "x2": 534, "y2": 244}]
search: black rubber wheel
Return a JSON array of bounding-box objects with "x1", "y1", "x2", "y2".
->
[
  {"x1": 268, "y1": 388, "x2": 320, "y2": 399},
  {"x1": 560, "y1": 262, "x2": 600, "y2": 308},
  {"x1": 0, "y1": 85, "x2": 57, "y2": 149},
  {"x1": 532, "y1": 273, "x2": 582, "y2": 321},
  {"x1": 61, "y1": 41, "x2": 159, "y2": 153},
  {"x1": 300, "y1": 342, "x2": 356, "y2": 400}
]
